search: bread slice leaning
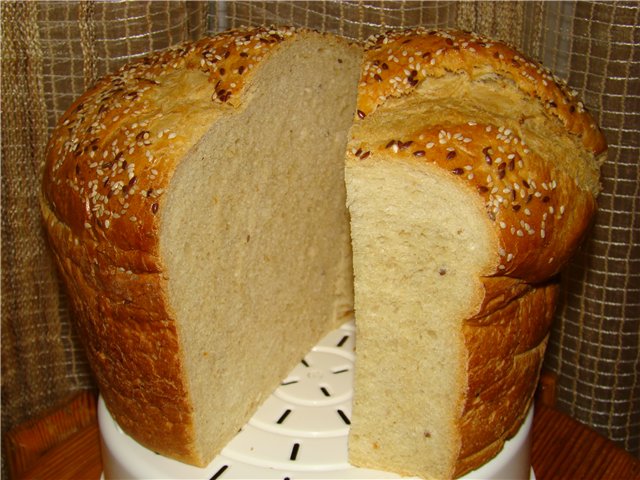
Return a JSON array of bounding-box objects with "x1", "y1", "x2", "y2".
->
[
  {"x1": 40, "y1": 27, "x2": 361, "y2": 466},
  {"x1": 345, "y1": 29, "x2": 606, "y2": 479}
]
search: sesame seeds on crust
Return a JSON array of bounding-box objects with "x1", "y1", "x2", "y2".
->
[
  {"x1": 42, "y1": 26, "x2": 296, "y2": 251},
  {"x1": 357, "y1": 29, "x2": 606, "y2": 156},
  {"x1": 347, "y1": 121, "x2": 597, "y2": 282},
  {"x1": 194, "y1": 26, "x2": 297, "y2": 106}
]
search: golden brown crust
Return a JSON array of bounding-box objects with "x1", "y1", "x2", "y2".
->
[
  {"x1": 456, "y1": 282, "x2": 558, "y2": 476},
  {"x1": 356, "y1": 28, "x2": 606, "y2": 156},
  {"x1": 40, "y1": 26, "x2": 304, "y2": 466},
  {"x1": 348, "y1": 28, "x2": 603, "y2": 478},
  {"x1": 454, "y1": 394, "x2": 535, "y2": 477},
  {"x1": 42, "y1": 26, "x2": 297, "y2": 256},
  {"x1": 41, "y1": 203, "x2": 196, "y2": 461},
  {"x1": 42, "y1": 24, "x2": 604, "y2": 474},
  {"x1": 346, "y1": 122, "x2": 597, "y2": 284}
]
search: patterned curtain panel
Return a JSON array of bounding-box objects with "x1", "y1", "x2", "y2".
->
[
  {"x1": 0, "y1": 2, "x2": 209, "y2": 476},
  {"x1": 2, "y1": 5, "x2": 637, "y2": 474},
  {"x1": 542, "y1": 2, "x2": 639, "y2": 457}
]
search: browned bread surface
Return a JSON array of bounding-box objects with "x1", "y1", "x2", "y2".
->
[
  {"x1": 41, "y1": 26, "x2": 361, "y2": 466},
  {"x1": 356, "y1": 29, "x2": 606, "y2": 157},
  {"x1": 43, "y1": 27, "x2": 296, "y2": 252},
  {"x1": 348, "y1": 123, "x2": 599, "y2": 284},
  {"x1": 346, "y1": 28, "x2": 604, "y2": 479},
  {"x1": 41, "y1": 25, "x2": 605, "y2": 478}
]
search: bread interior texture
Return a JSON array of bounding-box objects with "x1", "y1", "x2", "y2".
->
[
  {"x1": 160, "y1": 36, "x2": 360, "y2": 463},
  {"x1": 346, "y1": 159, "x2": 496, "y2": 479}
]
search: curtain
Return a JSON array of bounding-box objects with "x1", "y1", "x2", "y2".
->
[{"x1": 2, "y1": 4, "x2": 637, "y2": 473}]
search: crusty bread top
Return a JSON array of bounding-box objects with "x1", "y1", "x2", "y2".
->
[
  {"x1": 346, "y1": 123, "x2": 596, "y2": 284},
  {"x1": 355, "y1": 29, "x2": 607, "y2": 157},
  {"x1": 41, "y1": 25, "x2": 360, "y2": 465},
  {"x1": 42, "y1": 26, "x2": 301, "y2": 260},
  {"x1": 348, "y1": 28, "x2": 607, "y2": 285}
]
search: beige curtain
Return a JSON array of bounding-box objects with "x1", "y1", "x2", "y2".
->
[{"x1": 2, "y1": 3, "x2": 638, "y2": 474}]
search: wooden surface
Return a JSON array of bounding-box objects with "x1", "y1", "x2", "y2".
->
[
  {"x1": 3, "y1": 391, "x2": 101, "y2": 480},
  {"x1": 531, "y1": 405, "x2": 640, "y2": 480},
  {"x1": 5, "y1": 389, "x2": 640, "y2": 480}
]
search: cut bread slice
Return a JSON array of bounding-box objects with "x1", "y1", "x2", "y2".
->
[
  {"x1": 40, "y1": 26, "x2": 605, "y2": 478},
  {"x1": 345, "y1": 28, "x2": 605, "y2": 479},
  {"x1": 40, "y1": 27, "x2": 361, "y2": 466}
]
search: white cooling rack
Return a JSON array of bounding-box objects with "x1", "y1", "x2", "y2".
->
[{"x1": 99, "y1": 321, "x2": 534, "y2": 479}]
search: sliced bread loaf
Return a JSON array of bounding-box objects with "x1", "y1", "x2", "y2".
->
[
  {"x1": 345, "y1": 29, "x2": 606, "y2": 479},
  {"x1": 40, "y1": 27, "x2": 361, "y2": 466},
  {"x1": 41, "y1": 25, "x2": 605, "y2": 478}
]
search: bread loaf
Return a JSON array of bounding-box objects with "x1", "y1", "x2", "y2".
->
[
  {"x1": 345, "y1": 29, "x2": 605, "y2": 479},
  {"x1": 41, "y1": 25, "x2": 605, "y2": 478},
  {"x1": 40, "y1": 26, "x2": 361, "y2": 466}
]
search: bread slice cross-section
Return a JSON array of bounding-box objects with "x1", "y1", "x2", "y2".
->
[
  {"x1": 40, "y1": 27, "x2": 361, "y2": 466},
  {"x1": 345, "y1": 28, "x2": 605, "y2": 479}
]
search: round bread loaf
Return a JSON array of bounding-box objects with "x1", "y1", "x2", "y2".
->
[
  {"x1": 41, "y1": 26, "x2": 361, "y2": 466},
  {"x1": 345, "y1": 28, "x2": 605, "y2": 479},
  {"x1": 41, "y1": 25, "x2": 605, "y2": 478}
]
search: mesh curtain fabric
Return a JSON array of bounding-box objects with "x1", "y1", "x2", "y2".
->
[{"x1": 2, "y1": 0, "x2": 638, "y2": 465}]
